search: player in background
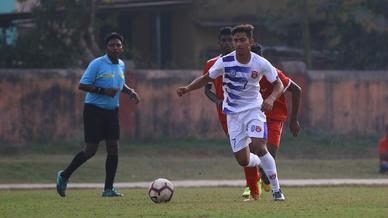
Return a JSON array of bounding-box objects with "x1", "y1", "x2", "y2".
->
[
  {"x1": 202, "y1": 27, "x2": 233, "y2": 136},
  {"x1": 378, "y1": 124, "x2": 388, "y2": 173},
  {"x1": 177, "y1": 24, "x2": 286, "y2": 201},
  {"x1": 241, "y1": 43, "x2": 302, "y2": 198}
]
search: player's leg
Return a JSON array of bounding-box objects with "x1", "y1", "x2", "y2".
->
[
  {"x1": 102, "y1": 108, "x2": 123, "y2": 197},
  {"x1": 250, "y1": 137, "x2": 284, "y2": 201},
  {"x1": 260, "y1": 119, "x2": 284, "y2": 192},
  {"x1": 61, "y1": 143, "x2": 99, "y2": 179},
  {"x1": 242, "y1": 140, "x2": 262, "y2": 198},
  {"x1": 380, "y1": 161, "x2": 388, "y2": 173},
  {"x1": 242, "y1": 167, "x2": 260, "y2": 198},
  {"x1": 56, "y1": 104, "x2": 102, "y2": 197},
  {"x1": 56, "y1": 143, "x2": 99, "y2": 197},
  {"x1": 245, "y1": 109, "x2": 284, "y2": 201},
  {"x1": 228, "y1": 113, "x2": 261, "y2": 200},
  {"x1": 233, "y1": 146, "x2": 261, "y2": 201},
  {"x1": 102, "y1": 140, "x2": 123, "y2": 197},
  {"x1": 221, "y1": 114, "x2": 260, "y2": 198}
]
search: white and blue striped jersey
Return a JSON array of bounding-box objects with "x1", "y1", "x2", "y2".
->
[{"x1": 208, "y1": 51, "x2": 278, "y2": 114}]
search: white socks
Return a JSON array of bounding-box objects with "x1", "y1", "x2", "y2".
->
[
  {"x1": 259, "y1": 152, "x2": 280, "y2": 192},
  {"x1": 247, "y1": 153, "x2": 261, "y2": 167}
]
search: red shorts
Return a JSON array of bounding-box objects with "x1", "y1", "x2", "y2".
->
[{"x1": 266, "y1": 118, "x2": 284, "y2": 148}]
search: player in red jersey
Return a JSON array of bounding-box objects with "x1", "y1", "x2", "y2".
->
[
  {"x1": 202, "y1": 27, "x2": 233, "y2": 135},
  {"x1": 203, "y1": 41, "x2": 301, "y2": 200},
  {"x1": 378, "y1": 125, "x2": 388, "y2": 173}
]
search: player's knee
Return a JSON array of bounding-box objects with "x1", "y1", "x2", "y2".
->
[
  {"x1": 250, "y1": 138, "x2": 267, "y2": 156},
  {"x1": 236, "y1": 158, "x2": 249, "y2": 167},
  {"x1": 84, "y1": 144, "x2": 98, "y2": 158},
  {"x1": 83, "y1": 149, "x2": 96, "y2": 159}
]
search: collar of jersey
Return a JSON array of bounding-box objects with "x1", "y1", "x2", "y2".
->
[{"x1": 103, "y1": 54, "x2": 114, "y2": 64}]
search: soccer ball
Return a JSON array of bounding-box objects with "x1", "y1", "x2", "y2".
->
[{"x1": 148, "y1": 178, "x2": 174, "y2": 203}]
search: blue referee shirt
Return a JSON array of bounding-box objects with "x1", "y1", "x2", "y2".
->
[{"x1": 80, "y1": 54, "x2": 125, "y2": 110}]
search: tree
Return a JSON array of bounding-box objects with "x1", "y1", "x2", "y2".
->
[
  {"x1": 319, "y1": 0, "x2": 388, "y2": 69},
  {"x1": 259, "y1": 0, "x2": 388, "y2": 70},
  {"x1": 1, "y1": 0, "x2": 112, "y2": 68}
]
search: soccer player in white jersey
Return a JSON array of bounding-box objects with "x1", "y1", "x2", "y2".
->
[{"x1": 176, "y1": 24, "x2": 285, "y2": 201}]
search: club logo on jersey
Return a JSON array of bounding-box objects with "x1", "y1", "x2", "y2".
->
[
  {"x1": 229, "y1": 69, "x2": 237, "y2": 77},
  {"x1": 269, "y1": 174, "x2": 277, "y2": 180},
  {"x1": 250, "y1": 125, "x2": 262, "y2": 132},
  {"x1": 251, "y1": 71, "x2": 258, "y2": 79}
]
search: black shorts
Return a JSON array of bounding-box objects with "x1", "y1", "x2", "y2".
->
[{"x1": 83, "y1": 103, "x2": 120, "y2": 144}]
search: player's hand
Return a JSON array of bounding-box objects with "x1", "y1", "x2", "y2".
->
[
  {"x1": 261, "y1": 98, "x2": 275, "y2": 112},
  {"x1": 289, "y1": 119, "x2": 300, "y2": 137},
  {"x1": 130, "y1": 90, "x2": 140, "y2": 104},
  {"x1": 176, "y1": 86, "x2": 189, "y2": 97},
  {"x1": 105, "y1": 88, "x2": 119, "y2": 97}
]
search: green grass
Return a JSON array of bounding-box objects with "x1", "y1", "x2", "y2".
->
[
  {"x1": 0, "y1": 132, "x2": 385, "y2": 183},
  {"x1": 1, "y1": 187, "x2": 387, "y2": 218},
  {"x1": 0, "y1": 154, "x2": 385, "y2": 184}
]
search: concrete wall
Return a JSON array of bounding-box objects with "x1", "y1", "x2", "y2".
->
[
  {"x1": 0, "y1": 69, "x2": 387, "y2": 144},
  {"x1": 305, "y1": 70, "x2": 388, "y2": 135},
  {"x1": 0, "y1": 69, "x2": 84, "y2": 144}
]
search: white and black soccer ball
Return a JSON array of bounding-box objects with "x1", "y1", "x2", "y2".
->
[{"x1": 148, "y1": 178, "x2": 174, "y2": 203}]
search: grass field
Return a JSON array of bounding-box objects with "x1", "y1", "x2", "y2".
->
[
  {"x1": 1, "y1": 187, "x2": 388, "y2": 218},
  {"x1": 0, "y1": 133, "x2": 386, "y2": 183},
  {"x1": 0, "y1": 154, "x2": 385, "y2": 184},
  {"x1": 1, "y1": 133, "x2": 387, "y2": 217}
]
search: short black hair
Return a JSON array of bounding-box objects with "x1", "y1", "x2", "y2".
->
[
  {"x1": 232, "y1": 24, "x2": 254, "y2": 38},
  {"x1": 218, "y1": 27, "x2": 233, "y2": 40},
  {"x1": 104, "y1": 32, "x2": 124, "y2": 46},
  {"x1": 251, "y1": 42, "x2": 263, "y2": 56}
]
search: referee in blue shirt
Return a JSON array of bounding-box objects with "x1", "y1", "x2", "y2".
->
[{"x1": 56, "y1": 32, "x2": 140, "y2": 197}]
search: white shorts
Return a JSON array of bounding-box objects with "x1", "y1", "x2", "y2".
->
[{"x1": 227, "y1": 108, "x2": 268, "y2": 153}]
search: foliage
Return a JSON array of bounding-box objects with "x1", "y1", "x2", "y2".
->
[
  {"x1": 260, "y1": 0, "x2": 388, "y2": 70},
  {"x1": 0, "y1": 0, "x2": 110, "y2": 68}
]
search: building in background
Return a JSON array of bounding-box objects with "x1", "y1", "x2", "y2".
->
[{"x1": 0, "y1": 0, "x2": 334, "y2": 69}]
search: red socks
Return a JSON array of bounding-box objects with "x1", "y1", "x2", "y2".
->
[{"x1": 243, "y1": 167, "x2": 260, "y2": 197}]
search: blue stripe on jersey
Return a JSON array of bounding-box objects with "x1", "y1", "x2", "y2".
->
[
  {"x1": 225, "y1": 74, "x2": 248, "y2": 83},
  {"x1": 226, "y1": 98, "x2": 238, "y2": 107},
  {"x1": 223, "y1": 107, "x2": 234, "y2": 114},
  {"x1": 223, "y1": 82, "x2": 244, "y2": 91},
  {"x1": 225, "y1": 66, "x2": 251, "y2": 74},
  {"x1": 222, "y1": 55, "x2": 235, "y2": 62},
  {"x1": 225, "y1": 89, "x2": 241, "y2": 99},
  {"x1": 264, "y1": 122, "x2": 268, "y2": 140}
]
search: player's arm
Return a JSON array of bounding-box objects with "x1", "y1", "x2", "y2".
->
[
  {"x1": 79, "y1": 60, "x2": 118, "y2": 97},
  {"x1": 286, "y1": 80, "x2": 302, "y2": 137},
  {"x1": 262, "y1": 78, "x2": 284, "y2": 112},
  {"x1": 177, "y1": 74, "x2": 213, "y2": 97},
  {"x1": 204, "y1": 83, "x2": 216, "y2": 103},
  {"x1": 178, "y1": 58, "x2": 224, "y2": 97},
  {"x1": 261, "y1": 61, "x2": 284, "y2": 112},
  {"x1": 122, "y1": 84, "x2": 140, "y2": 104},
  {"x1": 78, "y1": 83, "x2": 116, "y2": 97},
  {"x1": 204, "y1": 83, "x2": 223, "y2": 110}
]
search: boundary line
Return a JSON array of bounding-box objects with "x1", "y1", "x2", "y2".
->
[{"x1": 1, "y1": 179, "x2": 388, "y2": 190}]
